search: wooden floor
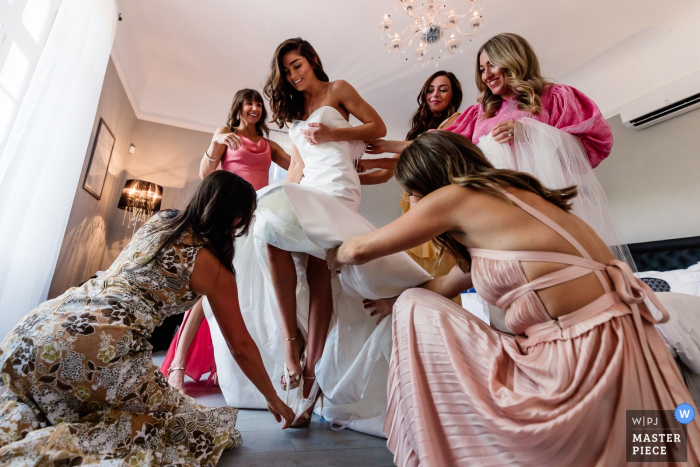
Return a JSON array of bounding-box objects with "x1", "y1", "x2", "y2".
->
[{"x1": 153, "y1": 352, "x2": 396, "y2": 467}]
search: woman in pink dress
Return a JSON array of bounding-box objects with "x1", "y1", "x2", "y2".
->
[
  {"x1": 161, "y1": 88, "x2": 290, "y2": 390},
  {"x1": 364, "y1": 33, "x2": 632, "y2": 266},
  {"x1": 327, "y1": 131, "x2": 699, "y2": 466}
]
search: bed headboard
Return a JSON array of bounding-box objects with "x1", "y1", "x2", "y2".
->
[{"x1": 628, "y1": 236, "x2": 700, "y2": 272}]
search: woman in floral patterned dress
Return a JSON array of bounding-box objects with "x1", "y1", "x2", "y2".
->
[{"x1": 0, "y1": 171, "x2": 295, "y2": 466}]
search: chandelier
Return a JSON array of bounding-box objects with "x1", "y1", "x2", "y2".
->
[{"x1": 380, "y1": 0, "x2": 485, "y2": 66}]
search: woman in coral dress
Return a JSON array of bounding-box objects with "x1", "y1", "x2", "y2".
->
[
  {"x1": 161, "y1": 88, "x2": 289, "y2": 391},
  {"x1": 328, "y1": 131, "x2": 699, "y2": 466}
]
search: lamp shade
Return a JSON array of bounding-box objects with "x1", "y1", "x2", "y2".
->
[{"x1": 117, "y1": 179, "x2": 163, "y2": 214}]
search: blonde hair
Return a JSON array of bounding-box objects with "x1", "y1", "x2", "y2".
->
[
  {"x1": 476, "y1": 33, "x2": 551, "y2": 119},
  {"x1": 395, "y1": 131, "x2": 577, "y2": 272}
]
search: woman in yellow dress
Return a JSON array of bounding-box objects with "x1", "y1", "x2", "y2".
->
[{"x1": 361, "y1": 71, "x2": 463, "y2": 292}]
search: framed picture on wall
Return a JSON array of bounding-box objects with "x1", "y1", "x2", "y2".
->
[{"x1": 83, "y1": 118, "x2": 116, "y2": 200}]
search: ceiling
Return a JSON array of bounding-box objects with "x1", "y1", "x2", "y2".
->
[{"x1": 112, "y1": 0, "x2": 700, "y2": 139}]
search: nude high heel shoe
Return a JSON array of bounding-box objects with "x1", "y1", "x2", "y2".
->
[
  {"x1": 290, "y1": 375, "x2": 323, "y2": 428},
  {"x1": 281, "y1": 328, "x2": 306, "y2": 404}
]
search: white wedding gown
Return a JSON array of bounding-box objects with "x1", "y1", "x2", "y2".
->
[{"x1": 204, "y1": 106, "x2": 430, "y2": 437}]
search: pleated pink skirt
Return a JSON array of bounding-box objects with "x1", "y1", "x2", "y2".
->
[{"x1": 384, "y1": 288, "x2": 699, "y2": 467}]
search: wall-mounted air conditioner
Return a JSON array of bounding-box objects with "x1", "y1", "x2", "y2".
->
[{"x1": 620, "y1": 70, "x2": 700, "y2": 130}]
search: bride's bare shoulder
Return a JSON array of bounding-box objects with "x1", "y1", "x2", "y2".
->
[{"x1": 328, "y1": 80, "x2": 360, "y2": 99}]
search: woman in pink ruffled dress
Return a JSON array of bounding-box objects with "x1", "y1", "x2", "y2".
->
[
  {"x1": 364, "y1": 33, "x2": 632, "y2": 266},
  {"x1": 161, "y1": 88, "x2": 290, "y2": 390},
  {"x1": 328, "y1": 131, "x2": 699, "y2": 466}
]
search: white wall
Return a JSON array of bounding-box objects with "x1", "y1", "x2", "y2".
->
[
  {"x1": 100, "y1": 120, "x2": 213, "y2": 268},
  {"x1": 597, "y1": 111, "x2": 700, "y2": 244},
  {"x1": 49, "y1": 58, "x2": 137, "y2": 298},
  {"x1": 50, "y1": 64, "x2": 218, "y2": 293}
]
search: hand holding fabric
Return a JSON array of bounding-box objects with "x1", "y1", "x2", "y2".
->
[
  {"x1": 491, "y1": 119, "x2": 515, "y2": 144},
  {"x1": 300, "y1": 122, "x2": 333, "y2": 145}
]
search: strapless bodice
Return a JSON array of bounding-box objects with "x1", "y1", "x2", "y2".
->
[{"x1": 289, "y1": 106, "x2": 363, "y2": 210}]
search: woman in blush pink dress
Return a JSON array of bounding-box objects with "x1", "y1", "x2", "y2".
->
[
  {"x1": 161, "y1": 88, "x2": 290, "y2": 391},
  {"x1": 327, "y1": 131, "x2": 699, "y2": 467},
  {"x1": 364, "y1": 33, "x2": 632, "y2": 267}
]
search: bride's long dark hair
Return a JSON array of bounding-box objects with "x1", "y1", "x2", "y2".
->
[
  {"x1": 152, "y1": 171, "x2": 257, "y2": 276},
  {"x1": 264, "y1": 38, "x2": 329, "y2": 128}
]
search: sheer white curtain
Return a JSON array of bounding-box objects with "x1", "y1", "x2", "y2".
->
[{"x1": 0, "y1": 0, "x2": 118, "y2": 339}]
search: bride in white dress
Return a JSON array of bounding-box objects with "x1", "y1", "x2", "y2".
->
[{"x1": 204, "y1": 38, "x2": 429, "y2": 435}]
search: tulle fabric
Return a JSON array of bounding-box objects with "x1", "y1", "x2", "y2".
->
[
  {"x1": 444, "y1": 84, "x2": 613, "y2": 168},
  {"x1": 477, "y1": 119, "x2": 636, "y2": 270}
]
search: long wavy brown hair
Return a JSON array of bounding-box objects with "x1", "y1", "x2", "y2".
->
[
  {"x1": 151, "y1": 171, "x2": 257, "y2": 277},
  {"x1": 476, "y1": 33, "x2": 551, "y2": 119},
  {"x1": 395, "y1": 131, "x2": 577, "y2": 272},
  {"x1": 263, "y1": 38, "x2": 329, "y2": 128},
  {"x1": 406, "y1": 71, "x2": 463, "y2": 141},
  {"x1": 226, "y1": 88, "x2": 269, "y2": 137}
]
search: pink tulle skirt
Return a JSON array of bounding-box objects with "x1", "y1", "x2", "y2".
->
[{"x1": 160, "y1": 309, "x2": 217, "y2": 382}]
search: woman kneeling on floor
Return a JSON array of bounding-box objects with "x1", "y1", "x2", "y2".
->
[
  {"x1": 327, "y1": 131, "x2": 699, "y2": 467},
  {"x1": 0, "y1": 171, "x2": 294, "y2": 466}
]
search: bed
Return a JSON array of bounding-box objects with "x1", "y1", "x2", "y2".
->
[{"x1": 630, "y1": 235, "x2": 700, "y2": 406}]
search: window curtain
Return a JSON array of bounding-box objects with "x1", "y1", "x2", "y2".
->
[{"x1": 0, "y1": 0, "x2": 118, "y2": 340}]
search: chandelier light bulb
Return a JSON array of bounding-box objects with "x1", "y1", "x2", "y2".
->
[
  {"x1": 380, "y1": 15, "x2": 393, "y2": 32},
  {"x1": 380, "y1": 0, "x2": 485, "y2": 65}
]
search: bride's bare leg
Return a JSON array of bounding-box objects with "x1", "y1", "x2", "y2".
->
[
  {"x1": 302, "y1": 256, "x2": 333, "y2": 400},
  {"x1": 267, "y1": 244, "x2": 304, "y2": 387},
  {"x1": 168, "y1": 297, "x2": 205, "y2": 390}
]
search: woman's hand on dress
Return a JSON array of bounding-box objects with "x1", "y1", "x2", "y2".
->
[
  {"x1": 364, "y1": 139, "x2": 388, "y2": 155},
  {"x1": 355, "y1": 158, "x2": 381, "y2": 173},
  {"x1": 325, "y1": 247, "x2": 342, "y2": 274},
  {"x1": 213, "y1": 132, "x2": 242, "y2": 150},
  {"x1": 363, "y1": 297, "x2": 398, "y2": 325},
  {"x1": 267, "y1": 396, "x2": 295, "y2": 429},
  {"x1": 491, "y1": 119, "x2": 516, "y2": 144},
  {"x1": 301, "y1": 122, "x2": 334, "y2": 145}
]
